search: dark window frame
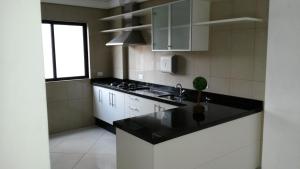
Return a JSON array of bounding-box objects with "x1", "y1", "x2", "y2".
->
[{"x1": 42, "y1": 20, "x2": 89, "y2": 82}]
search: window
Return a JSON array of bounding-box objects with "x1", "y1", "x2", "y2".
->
[{"x1": 41, "y1": 20, "x2": 89, "y2": 81}]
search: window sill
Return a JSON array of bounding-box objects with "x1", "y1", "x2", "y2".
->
[{"x1": 45, "y1": 77, "x2": 90, "y2": 83}]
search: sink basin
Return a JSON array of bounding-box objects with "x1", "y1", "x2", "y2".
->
[
  {"x1": 158, "y1": 94, "x2": 184, "y2": 101},
  {"x1": 149, "y1": 89, "x2": 170, "y2": 96},
  {"x1": 131, "y1": 86, "x2": 150, "y2": 91},
  {"x1": 134, "y1": 89, "x2": 171, "y2": 97}
]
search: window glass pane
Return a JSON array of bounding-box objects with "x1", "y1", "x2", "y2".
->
[
  {"x1": 42, "y1": 23, "x2": 54, "y2": 79},
  {"x1": 54, "y1": 25, "x2": 86, "y2": 78}
]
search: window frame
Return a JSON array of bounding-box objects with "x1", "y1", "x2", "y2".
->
[{"x1": 42, "y1": 20, "x2": 89, "y2": 82}]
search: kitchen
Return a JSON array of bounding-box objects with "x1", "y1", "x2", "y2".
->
[{"x1": 1, "y1": 0, "x2": 299, "y2": 169}]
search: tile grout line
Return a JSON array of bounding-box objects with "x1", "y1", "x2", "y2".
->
[
  {"x1": 49, "y1": 126, "x2": 102, "y2": 152},
  {"x1": 71, "y1": 129, "x2": 107, "y2": 169},
  {"x1": 49, "y1": 137, "x2": 67, "y2": 153}
]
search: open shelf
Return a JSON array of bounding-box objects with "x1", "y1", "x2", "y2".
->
[
  {"x1": 101, "y1": 24, "x2": 152, "y2": 33},
  {"x1": 99, "y1": 0, "x2": 187, "y2": 21},
  {"x1": 193, "y1": 17, "x2": 263, "y2": 26},
  {"x1": 100, "y1": 7, "x2": 152, "y2": 21}
]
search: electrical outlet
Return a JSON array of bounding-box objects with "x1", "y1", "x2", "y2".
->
[
  {"x1": 96, "y1": 72, "x2": 104, "y2": 77},
  {"x1": 138, "y1": 74, "x2": 144, "y2": 80}
]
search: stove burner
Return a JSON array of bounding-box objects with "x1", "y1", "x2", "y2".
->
[{"x1": 110, "y1": 81, "x2": 149, "y2": 91}]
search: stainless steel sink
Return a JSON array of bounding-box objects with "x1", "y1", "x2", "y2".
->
[
  {"x1": 134, "y1": 89, "x2": 171, "y2": 97},
  {"x1": 158, "y1": 94, "x2": 176, "y2": 100}
]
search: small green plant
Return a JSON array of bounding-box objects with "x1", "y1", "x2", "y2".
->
[{"x1": 193, "y1": 76, "x2": 207, "y2": 103}]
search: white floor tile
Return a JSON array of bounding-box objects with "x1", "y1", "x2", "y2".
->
[
  {"x1": 50, "y1": 153, "x2": 83, "y2": 169},
  {"x1": 49, "y1": 127, "x2": 116, "y2": 169},
  {"x1": 73, "y1": 154, "x2": 116, "y2": 169},
  {"x1": 50, "y1": 127, "x2": 105, "y2": 153},
  {"x1": 87, "y1": 132, "x2": 116, "y2": 155},
  {"x1": 49, "y1": 136, "x2": 65, "y2": 150}
]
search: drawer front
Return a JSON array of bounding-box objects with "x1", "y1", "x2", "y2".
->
[{"x1": 125, "y1": 94, "x2": 157, "y2": 118}]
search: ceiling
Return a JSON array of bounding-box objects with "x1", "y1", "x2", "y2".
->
[{"x1": 41, "y1": 0, "x2": 148, "y2": 9}]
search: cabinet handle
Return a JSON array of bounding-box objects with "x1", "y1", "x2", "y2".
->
[
  {"x1": 154, "y1": 105, "x2": 165, "y2": 112},
  {"x1": 129, "y1": 106, "x2": 139, "y2": 112},
  {"x1": 154, "y1": 104, "x2": 158, "y2": 112},
  {"x1": 112, "y1": 94, "x2": 116, "y2": 107},
  {"x1": 109, "y1": 93, "x2": 112, "y2": 106},
  {"x1": 99, "y1": 89, "x2": 102, "y2": 103},
  {"x1": 130, "y1": 96, "x2": 139, "y2": 101}
]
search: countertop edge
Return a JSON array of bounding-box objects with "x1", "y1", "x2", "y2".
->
[{"x1": 114, "y1": 110, "x2": 261, "y2": 145}]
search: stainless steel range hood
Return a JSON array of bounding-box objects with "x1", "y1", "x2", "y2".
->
[
  {"x1": 106, "y1": 2, "x2": 146, "y2": 46},
  {"x1": 106, "y1": 31, "x2": 146, "y2": 46}
]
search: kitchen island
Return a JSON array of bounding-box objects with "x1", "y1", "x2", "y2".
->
[{"x1": 114, "y1": 103, "x2": 262, "y2": 169}]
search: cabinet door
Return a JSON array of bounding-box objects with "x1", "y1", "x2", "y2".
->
[
  {"x1": 152, "y1": 5, "x2": 169, "y2": 50},
  {"x1": 93, "y1": 86, "x2": 101, "y2": 118},
  {"x1": 154, "y1": 101, "x2": 178, "y2": 112},
  {"x1": 159, "y1": 102, "x2": 178, "y2": 111},
  {"x1": 170, "y1": 0, "x2": 191, "y2": 50},
  {"x1": 110, "y1": 90, "x2": 125, "y2": 123},
  {"x1": 125, "y1": 94, "x2": 156, "y2": 118},
  {"x1": 93, "y1": 86, "x2": 110, "y2": 123}
]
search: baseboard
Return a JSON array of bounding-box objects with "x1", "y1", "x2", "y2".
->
[{"x1": 95, "y1": 118, "x2": 116, "y2": 134}]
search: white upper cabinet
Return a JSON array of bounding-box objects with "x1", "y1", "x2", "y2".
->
[
  {"x1": 152, "y1": 0, "x2": 210, "y2": 51},
  {"x1": 170, "y1": 0, "x2": 191, "y2": 50},
  {"x1": 152, "y1": 5, "x2": 169, "y2": 50}
]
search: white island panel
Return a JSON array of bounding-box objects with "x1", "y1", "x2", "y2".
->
[{"x1": 117, "y1": 112, "x2": 262, "y2": 169}]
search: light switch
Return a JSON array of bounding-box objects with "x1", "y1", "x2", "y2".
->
[
  {"x1": 97, "y1": 72, "x2": 104, "y2": 77},
  {"x1": 138, "y1": 74, "x2": 144, "y2": 80}
]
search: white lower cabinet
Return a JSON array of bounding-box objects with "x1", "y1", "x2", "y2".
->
[
  {"x1": 153, "y1": 102, "x2": 177, "y2": 112},
  {"x1": 125, "y1": 94, "x2": 178, "y2": 118},
  {"x1": 108, "y1": 90, "x2": 125, "y2": 123},
  {"x1": 125, "y1": 94, "x2": 156, "y2": 118},
  {"x1": 93, "y1": 86, "x2": 178, "y2": 124},
  {"x1": 93, "y1": 86, "x2": 110, "y2": 123},
  {"x1": 93, "y1": 86, "x2": 125, "y2": 125}
]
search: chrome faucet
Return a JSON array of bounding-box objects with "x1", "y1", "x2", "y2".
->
[{"x1": 175, "y1": 83, "x2": 186, "y2": 97}]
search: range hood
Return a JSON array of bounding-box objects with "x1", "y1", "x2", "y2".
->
[
  {"x1": 106, "y1": 30, "x2": 146, "y2": 46},
  {"x1": 106, "y1": 2, "x2": 146, "y2": 46}
]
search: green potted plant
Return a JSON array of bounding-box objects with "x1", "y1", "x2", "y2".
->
[
  {"x1": 193, "y1": 76, "x2": 208, "y2": 103},
  {"x1": 192, "y1": 76, "x2": 207, "y2": 124}
]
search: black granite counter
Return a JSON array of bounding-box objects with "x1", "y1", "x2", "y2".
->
[
  {"x1": 92, "y1": 78, "x2": 188, "y2": 106},
  {"x1": 92, "y1": 78, "x2": 263, "y2": 144},
  {"x1": 114, "y1": 103, "x2": 260, "y2": 144}
]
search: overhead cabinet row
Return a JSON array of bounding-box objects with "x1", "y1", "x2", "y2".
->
[
  {"x1": 151, "y1": 0, "x2": 210, "y2": 51},
  {"x1": 101, "y1": 0, "x2": 263, "y2": 51}
]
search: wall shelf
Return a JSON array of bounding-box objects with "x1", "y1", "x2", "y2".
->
[
  {"x1": 193, "y1": 17, "x2": 263, "y2": 26},
  {"x1": 99, "y1": 0, "x2": 186, "y2": 21},
  {"x1": 100, "y1": 7, "x2": 152, "y2": 21},
  {"x1": 101, "y1": 24, "x2": 152, "y2": 33}
]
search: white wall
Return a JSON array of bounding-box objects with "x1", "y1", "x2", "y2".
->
[
  {"x1": 0, "y1": 0, "x2": 51, "y2": 169},
  {"x1": 262, "y1": 0, "x2": 300, "y2": 168}
]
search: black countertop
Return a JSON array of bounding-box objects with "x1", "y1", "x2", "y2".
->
[
  {"x1": 92, "y1": 78, "x2": 263, "y2": 144},
  {"x1": 92, "y1": 78, "x2": 188, "y2": 106},
  {"x1": 114, "y1": 103, "x2": 260, "y2": 144}
]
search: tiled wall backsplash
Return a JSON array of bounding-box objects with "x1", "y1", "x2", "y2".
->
[
  {"x1": 46, "y1": 80, "x2": 93, "y2": 133},
  {"x1": 121, "y1": 0, "x2": 268, "y2": 101}
]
